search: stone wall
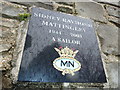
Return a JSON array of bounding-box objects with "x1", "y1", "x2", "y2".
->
[{"x1": 1, "y1": 0, "x2": 119, "y2": 89}]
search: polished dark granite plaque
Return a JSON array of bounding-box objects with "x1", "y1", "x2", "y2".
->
[{"x1": 18, "y1": 7, "x2": 107, "y2": 83}]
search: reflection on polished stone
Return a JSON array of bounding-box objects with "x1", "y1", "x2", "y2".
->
[{"x1": 18, "y1": 7, "x2": 107, "y2": 83}]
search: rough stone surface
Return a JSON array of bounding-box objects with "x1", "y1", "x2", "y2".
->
[
  {"x1": 6, "y1": 0, "x2": 54, "y2": 10},
  {"x1": 63, "y1": 83, "x2": 103, "y2": 88},
  {"x1": 96, "y1": 24, "x2": 119, "y2": 55},
  {"x1": 0, "y1": 45, "x2": 14, "y2": 71},
  {"x1": 1, "y1": 1, "x2": 27, "y2": 88},
  {"x1": 57, "y1": 6, "x2": 73, "y2": 14},
  {"x1": 75, "y1": 2, "x2": 107, "y2": 22},
  {"x1": 0, "y1": 16, "x2": 19, "y2": 71},
  {"x1": 2, "y1": 76, "x2": 12, "y2": 88},
  {"x1": 105, "y1": 62, "x2": 118, "y2": 88},
  {"x1": 105, "y1": 5, "x2": 120, "y2": 18},
  {"x1": 93, "y1": 0, "x2": 120, "y2": 7},
  {"x1": 0, "y1": 17, "x2": 19, "y2": 28},
  {"x1": 1, "y1": 1, "x2": 27, "y2": 17},
  {"x1": 56, "y1": 2, "x2": 74, "y2": 6},
  {"x1": 0, "y1": 44, "x2": 12, "y2": 53},
  {"x1": 13, "y1": 82, "x2": 62, "y2": 89},
  {"x1": 1, "y1": 60, "x2": 11, "y2": 70},
  {"x1": 0, "y1": 72, "x2": 2, "y2": 89},
  {"x1": 2, "y1": 26, "x2": 15, "y2": 38},
  {"x1": 108, "y1": 16, "x2": 120, "y2": 25},
  {"x1": 105, "y1": 55, "x2": 119, "y2": 62},
  {"x1": 1, "y1": 25, "x2": 17, "y2": 47},
  {"x1": 11, "y1": 21, "x2": 28, "y2": 83}
]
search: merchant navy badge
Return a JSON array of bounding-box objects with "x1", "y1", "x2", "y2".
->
[{"x1": 53, "y1": 46, "x2": 81, "y2": 76}]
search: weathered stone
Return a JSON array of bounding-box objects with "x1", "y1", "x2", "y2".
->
[
  {"x1": 14, "y1": 82, "x2": 62, "y2": 89},
  {"x1": 108, "y1": 16, "x2": 120, "y2": 24},
  {"x1": 20, "y1": 2, "x2": 53, "y2": 10},
  {"x1": 1, "y1": 26, "x2": 16, "y2": 39},
  {"x1": 57, "y1": 6, "x2": 73, "y2": 14},
  {"x1": 0, "y1": 59, "x2": 11, "y2": 70},
  {"x1": 105, "y1": 5, "x2": 120, "y2": 18},
  {"x1": 0, "y1": 48, "x2": 13, "y2": 70},
  {"x1": 0, "y1": 72, "x2": 2, "y2": 90},
  {"x1": 93, "y1": 0, "x2": 120, "y2": 7},
  {"x1": 63, "y1": 83, "x2": 70, "y2": 88},
  {"x1": 107, "y1": 55, "x2": 119, "y2": 62},
  {"x1": 63, "y1": 83, "x2": 103, "y2": 88},
  {"x1": 11, "y1": 21, "x2": 28, "y2": 83},
  {"x1": 102, "y1": 53, "x2": 119, "y2": 63},
  {"x1": 2, "y1": 51, "x2": 13, "y2": 59},
  {"x1": 0, "y1": 17, "x2": 19, "y2": 28},
  {"x1": 1, "y1": 17, "x2": 17, "y2": 38},
  {"x1": 57, "y1": 2, "x2": 74, "y2": 6},
  {"x1": 97, "y1": 24, "x2": 119, "y2": 55},
  {"x1": 0, "y1": 53, "x2": 2, "y2": 70},
  {"x1": 75, "y1": 2, "x2": 107, "y2": 22},
  {"x1": 1, "y1": 38, "x2": 16, "y2": 48},
  {"x1": 0, "y1": 27, "x2": 1, "y2": 37},
  {"x1": 108, "y1": 16, "x2": 120, "y2": 26},
  {"x1": 1, "y1": 1, "x2": 27, "y2": 17},
  {"x1": 0, "y1": 44, "x2": 12, "y2": 52},
  {"x1": 5, "y1": 0, "x2": 54, "y2": 10},
  {"x1": 105, "y1": 62, "x2": 118, "y2": 88},
  {"x1": 2, "y1": 76, "x2": 12, "y2": 88}
]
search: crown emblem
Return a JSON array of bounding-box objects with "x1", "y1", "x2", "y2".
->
[
  {"x1": 54, "y1": 46, "x2": 79, "y2": 58},
  {"x1": 53, "y1": 46, "x2": 81, "y2": 76}
]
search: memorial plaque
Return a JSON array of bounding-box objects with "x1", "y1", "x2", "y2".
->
[{"x1": 18, "y1": 7, "x2": 107, "y2": 83}]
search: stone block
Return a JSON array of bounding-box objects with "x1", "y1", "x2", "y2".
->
[
  {"x1": 57, "y1": 6, "x2": 73, "y2": 14},
  {"x1": 57, "y1": 2, "x2": 74, "y2": 7},
  {"x1": 0, "y1": 44, "x2": 12, "y2": 52},
  {"x1": 93, "y1": 0, "x2": 120, "y2": 7},
  {"x1": 97, "y1": 24, "x2": 119, "y2": 55},
  {"x1": 0, "y1": 17, "x2": 19, "y2": 28},
  {"x1": 105, "y1": 5, "x2": 120, "y2": 18},
  {"x1": 2, "y1": 76, "x2": 12, "y2": 88},
  {"x1": 105, "y1": 62, "x2": 118, "y2": 88},
  {"x1": 108, "y1": 16, "x2": 120, "y2": 26},
  {"x1": 1, "y1": 1, "x2": 27, "y2": 17},
  {"x1": 75, "y1": 2, "x2": 107, "y2": 22},
  {"x1": 5, "y1": 0, "x2": 54, "y2": 10},
  {"x1": 2, "y1": 26, "x2": 16, "y2": 40}
]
